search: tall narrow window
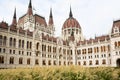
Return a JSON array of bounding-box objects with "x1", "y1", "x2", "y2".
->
[
  {"x1": 3, "y1": 36, "x2": 7, "y2": 46},
  {"x1": 19, "y1": 40, "x2": 21, "y2": 48},
  {"x1": 27, "y1": 41, "x2": 29, "y2": 49},
  {"x1": 0, "y1": 35, "x2": 2, "y2": 45},
  {"x1": 0, "y1": 56, "x2": 4, "y2": 64},
  {"x1": 115, "y1": 42, "x2": 117, "y2": 48},
  {"x1": 22, "y1": 40, "x2": 24, "y2": 48},
  {"x1": 9, "y1": 57, "x2": 14, "y2": 64},
  {"x1": 19, "y1": 57, "x2": 23, "y2": 64},
  {"x1": 36, "y1": 43, "x2": 39, "y2": 50},
  {"x1": 30, "y1": 42, "x2": 32, "y2": 49},
  {"x1": 9, "y1": 38, "x2": 12, "y2": 47},
  {"x1": 13, "y1": 38, "x2": 16, "y2": 47},
  {"x1": 27, "y1": 58, "x2": 30, "y2": 65}
]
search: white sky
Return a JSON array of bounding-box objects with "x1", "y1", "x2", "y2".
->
[{"x1": 0, "y1": 0, "x2": 120, "y2": 39}]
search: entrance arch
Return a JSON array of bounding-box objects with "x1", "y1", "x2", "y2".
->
[{"x1": 116, "y1": 59, "x2": 120, "y2": 67}]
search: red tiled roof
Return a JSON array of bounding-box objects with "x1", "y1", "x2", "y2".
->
[
  {"x1": 34, "y1": 14, "x2": 47, "y2": 26},
  {"x1": 0, "y1": 21, "x2": 8, "y2": 29},
  {"x1": 77, "y1": 35, "x2": 110, "y2": 46},
  {"x1": 62, "y1": 17, "x2": 81, "y2": 30}
]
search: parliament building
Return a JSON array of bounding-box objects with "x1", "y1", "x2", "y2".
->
[{"x1": 0, "y1": 0, "x2": 120, "y2": 68}]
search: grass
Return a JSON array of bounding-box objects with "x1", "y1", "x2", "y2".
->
[{"x1": 0, "y1": 66, "x2": 120, "y2": 80}]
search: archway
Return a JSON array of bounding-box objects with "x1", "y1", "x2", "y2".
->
[{"x1": 116, "y1": 59, "x2": 120, "y2": 67}]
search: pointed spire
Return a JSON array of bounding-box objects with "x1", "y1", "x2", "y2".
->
[
  {"x1": 69, "y1": 6, "x2": 73, "y2": 18},
  {"x1": 27, "y1": 0, "x2": 33, "y2": 15},
  {"x1": 29, "y1": 0, "x2": 32, "y2": 8},
  {"x1": 11, "y1": 7, "x2": 17, "y2": 26},
  {"x1": 13, "y1": 8, "x2": 16, "y2": 19},
  {"x1": 50, "y1": 8, "x2": 53, "y2": 18},
  {"x1": 48, "y1": 8, "x2": 54, "y2": 25}
]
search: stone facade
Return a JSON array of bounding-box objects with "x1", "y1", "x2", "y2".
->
[{"x1": 0, "y1": 0, "x2": 120, "y2": 68}]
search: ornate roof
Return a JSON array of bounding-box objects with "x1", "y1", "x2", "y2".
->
[{"x1": 62, "y1": 7, "x2": 81, "y2": 30}]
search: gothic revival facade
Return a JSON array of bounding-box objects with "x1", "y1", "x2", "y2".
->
[{"x1": 0, "y1": 0, "x2": 120, "y2": 68}]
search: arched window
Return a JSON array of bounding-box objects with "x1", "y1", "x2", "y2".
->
[
  {"x1": 0, "y1": 35, "x2": 2, "y2": 45},
  {"x1": 64, "y1": 61, "x2": 66, "y2": 65},
  {"x1": 19, "y1": 40, "x2": 21, "y2": 48},
  {"x1": 9, "y1": 57, "x2": 14, "y2": 64},
  {"x1": 48, "y1": 60, "x2": 51, "y2": 65},
  {"x1": 13, "y1": 38, "x2": 16, "y2": 47},
  {"x1": 118, "y1": 41, "x2": 120, "y2": 47},
  {"x1": 27, "y1": 41, "x2": 29, "y2": 49},
  {"x1": 27, "y1": 58, "x2": 30, "y2": 65},
  {"x1": 96, "y1": 60, "x2": 99, "y2": 65},
  {"x1": 44, "y1": 45, "x2": 46, "y2": 52},
  {"x1": 102, "y1": 59, "x2": 106, "y2": 64},
  {"x1": 30, "y1": 42, "x2": 32, "y2": 49},
  {"x1": 103, "y1": 46, "x2": 106, "y2": 52},
  {"x1": 83, "y1": 61, "x2": 86, "y2": 65},
  {"x1": 22, "y1": 40, "x2": 24, "y2": 48},
  {"x1": 35, "y1": 59, "x2": 39, "y2": 65},
  {"x1": 36, "y1": 43, "x2": 39, "y2": 50},
  {"x1": 108, "y1": 45, "x2": 110, "y2": 51},
  {"x1": 19, "y1": 57, "x2": 23, "y2": 64},
  {"x1": 54, "y1": 61, "x2": 56, "y2": 65},
  {"x1": 3, "y1": 36, "x2": 7, "y2": 46},
  {"x1": 42, "y1": 44, "x2": 44, "y2": 51},
  {"x1": 101, "y1": 46, "x2": 103, "y2": 52},
  {"x1": 89, "y1": 61, "x2": 92, "y2": 65},
  {"x1": 9, "y1": 37, "x2": 12, "y2": 47},
  {"x1": 78, "y1": 62, "x2": 81, "y2": 65},
  {"x1": 0, "y1": 56, "x2": 4, "y2": 64},
  {"x1": 3, "y1": 48, "x2": 5, "y2": 53},
  {"x1": 97, "y1": 47, "x2": 99, "y2": 53},
  {"x1": 115, "y1": 42, "x2": 117, "y2": 48},
  {"x1": 42, "y1": 60, "x2": 45, "y2": 65}
]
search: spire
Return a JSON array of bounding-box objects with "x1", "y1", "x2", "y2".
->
[
  {"x1": 11, "y1": 8, "x2": 17, "y2": 26},
  {"x1": 69, "y1": 6, "x2": 73, "y2": 18},
  {"x1": 50, "y1": 8, "x2": 53, "y2": 18},
  {"x1": 48, "y1": 8, "x2": 54, "y2": 25},
  {"x1": 13, "y1": 8, "x2": 16, "y2": 19},
  {"x1": 29, "y1": 0, "x2": 32, "y2": 8},
  {"x1": 27, "y1": 0, "x2": 33, "y2": 15}
]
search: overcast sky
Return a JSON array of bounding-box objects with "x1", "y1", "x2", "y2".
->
[{"x1": 0, "y1": 0, "x2": 120, "y2": 39}]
